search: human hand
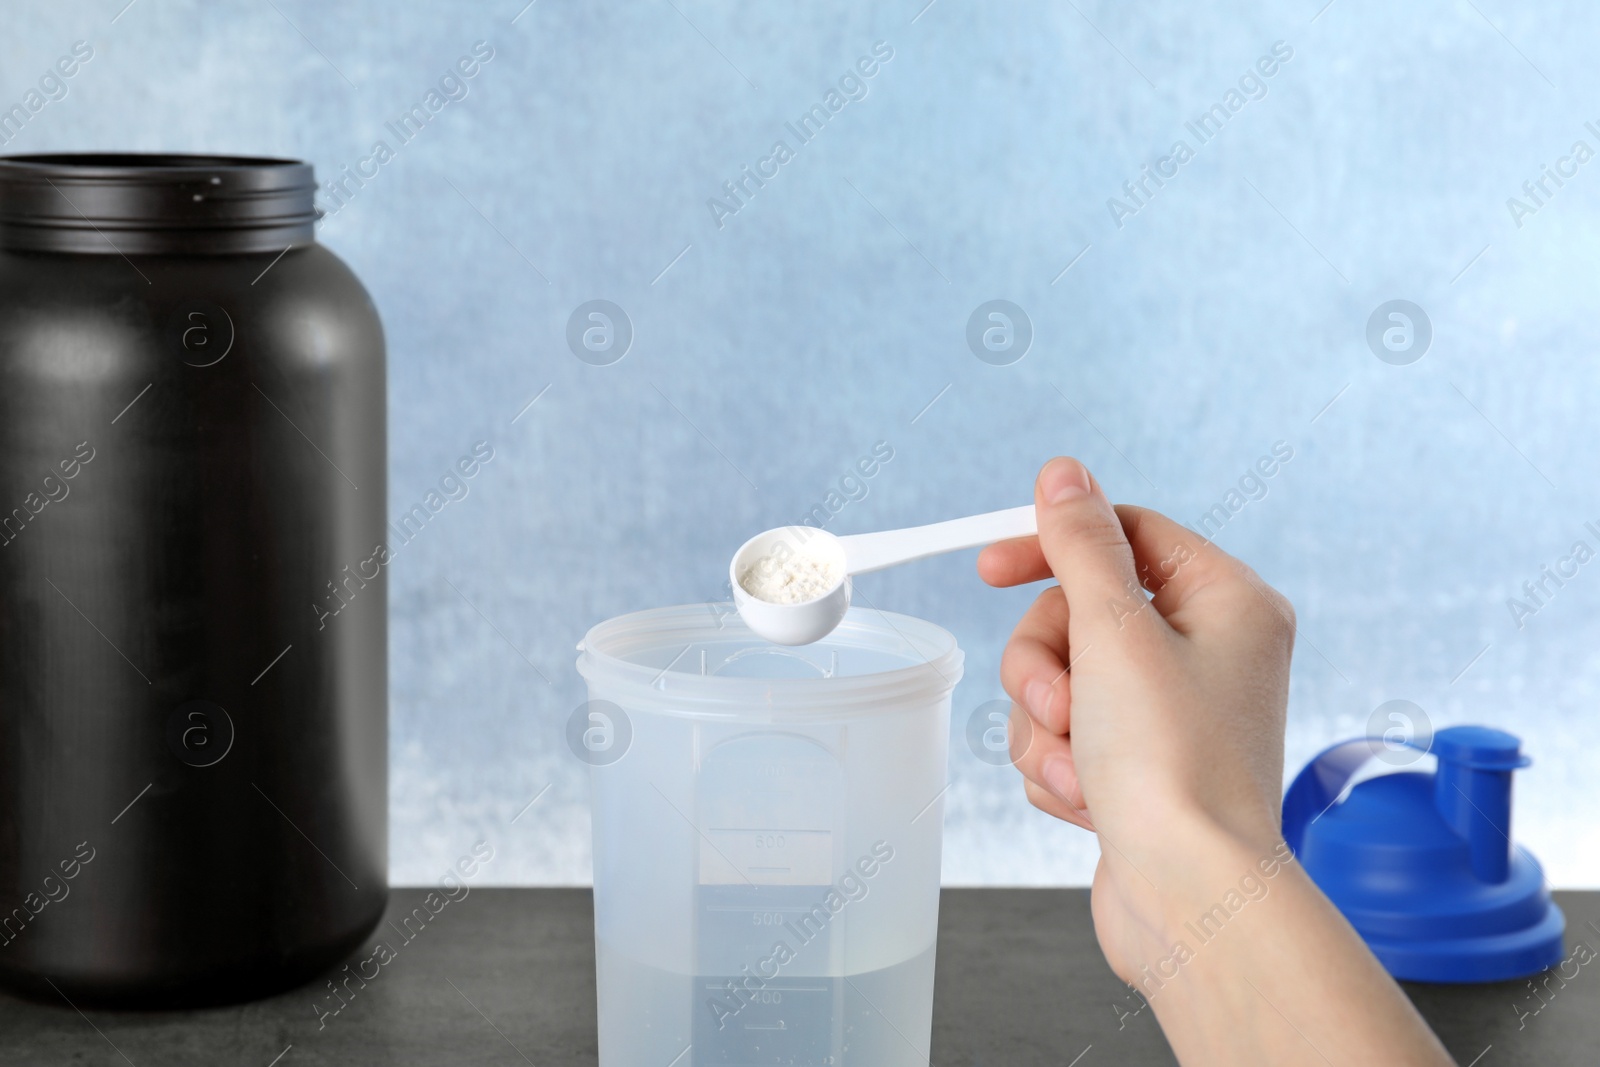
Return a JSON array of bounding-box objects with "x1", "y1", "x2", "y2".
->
[
  {"x1": 977, "y1": 456, "x2": 1297, "y2": 978},
  {"x1": 978, "y1": 457, "x2": 1452, "y2": 1065}
]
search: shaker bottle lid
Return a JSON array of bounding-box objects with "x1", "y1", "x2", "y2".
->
[{"x1": 1281, "y1": 726, "x2": 1565, "y2": 983}]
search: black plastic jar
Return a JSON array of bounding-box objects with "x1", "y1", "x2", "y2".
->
[{"x1": 0, "y1": 154, "x2": 387, "y2": 1006}]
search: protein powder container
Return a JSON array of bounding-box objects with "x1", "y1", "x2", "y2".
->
[{"x1": 0, "y1": 154, "x2": 387, "y2": 1006}]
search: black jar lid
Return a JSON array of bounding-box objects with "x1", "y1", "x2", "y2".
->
[{"x1": 0, "y1": 153, "x2": 319, "y2": 255}]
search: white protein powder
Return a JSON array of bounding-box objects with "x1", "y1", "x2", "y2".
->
[{"x1": 739, "y1": 552, "x2": 841, "y2": 604}]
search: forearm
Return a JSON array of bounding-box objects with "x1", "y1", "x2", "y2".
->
[{"x1": 1129, "y1": 830, "x2": 1453, "y2": 1066}]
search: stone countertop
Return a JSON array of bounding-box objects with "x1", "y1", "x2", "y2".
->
[{"x1": 1, "y1": 888, "x2": 1592, "y2": 1065}]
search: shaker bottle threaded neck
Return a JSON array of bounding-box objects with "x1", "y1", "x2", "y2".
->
[{"x1": 0, "y1": 153, "x2": 319, "y2": 255}]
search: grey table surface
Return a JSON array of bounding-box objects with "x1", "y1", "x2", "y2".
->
[{"x1": 0, "y1": 888, "x2": 1592, "y2": 1065}]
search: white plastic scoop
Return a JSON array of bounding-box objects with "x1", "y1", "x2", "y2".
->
[{"x1": 730, "y1": 505, "x2": 1037, "y2": 645}]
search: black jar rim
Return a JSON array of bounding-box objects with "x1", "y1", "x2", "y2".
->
[{"x1": 0, "y1": 153, "x2": 320, "y2": 256}]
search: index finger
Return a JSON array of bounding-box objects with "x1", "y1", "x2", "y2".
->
[
  {"x1": 976, "y1": 534, "x2": 1048, "y2": 588},
  {"x1": 1113, "y1": 505, "x2": 1255, "y2": 632},
  {"x1": 978, "y1": 505, "x2": 1250, "y2": 633}
]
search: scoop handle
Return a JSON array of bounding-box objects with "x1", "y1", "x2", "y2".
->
[{"x1": 837, "y1": 505, "x2": 1037, "y2": 576}]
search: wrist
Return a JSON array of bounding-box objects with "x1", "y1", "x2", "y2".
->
[
  {"x1": 1115, "y1": 808, "x2": 1300, "y2": 977},
  {"x1": 1164, "y1": 824, "x2": 1298, "y2": 936}
]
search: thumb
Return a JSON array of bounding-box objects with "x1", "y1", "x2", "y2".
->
[{"x1": 1034, "y1": 457, "x2": 1146, "y2": 640}]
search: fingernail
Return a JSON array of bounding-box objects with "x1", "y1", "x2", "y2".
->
[
  {"x1": 1041, "y1": 755, "x2": 1075, "y2": 802},
  {"x1": 1040, "y1": 457, "x2": 1090, "y2": 504},
  {"x1": 1025, "y1": 679, "x2": 1053, "y2": 724}
]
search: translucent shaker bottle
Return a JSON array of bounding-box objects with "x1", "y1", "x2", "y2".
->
[{"x1": 576, "y1": 604, "x2": 963, "y2": 1066}]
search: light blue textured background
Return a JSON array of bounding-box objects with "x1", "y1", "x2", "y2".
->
[{"x1": 7, "y1": 0, "x2": 1599, "y2": 886}]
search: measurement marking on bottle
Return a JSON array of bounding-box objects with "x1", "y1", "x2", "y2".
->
[{"x1": 701, "y1": 828, "x2": 834, "y2": 884}]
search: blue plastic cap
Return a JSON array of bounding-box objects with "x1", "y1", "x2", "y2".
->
[
  {"x1": 1429, "y1": 725, "x2": 1531, "y2": 770},
  {"x1": 1282, "y1": 725, "x2": 1564, "y2": 984}
]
